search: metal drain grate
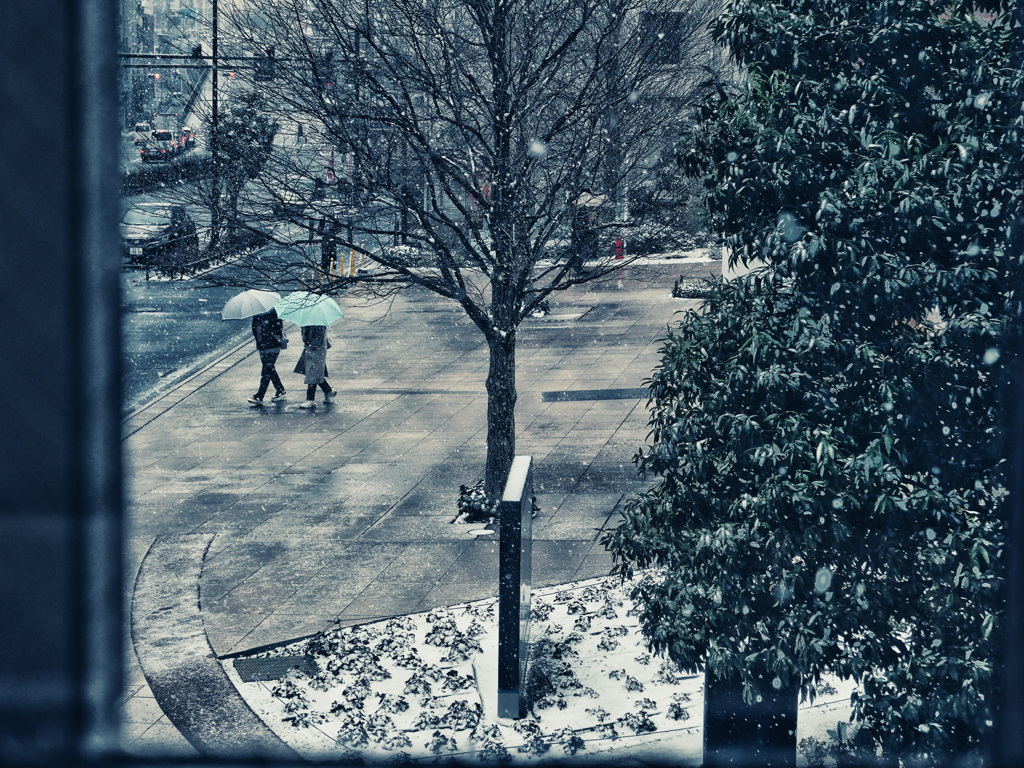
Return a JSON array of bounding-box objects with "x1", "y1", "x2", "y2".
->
[
  {"x1": 233, "y1": 655, "x2": 318, "y2": 683},
  {"x1": 542, "y1": 387, "x2": 647, "y2": 402}
]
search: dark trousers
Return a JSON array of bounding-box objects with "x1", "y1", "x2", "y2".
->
[
  {"x1": 256, "y1": 350, "x2": 285, "y2": 398},
  {"x1": 306, "y1": 380, "x2": 332, "y2": 400}
]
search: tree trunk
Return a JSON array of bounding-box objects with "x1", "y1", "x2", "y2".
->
[
  {"x1": 207, "y1": 171, "x2": 223, "y2": 254},
  {"x1": 484, "y1": 330, "x2": 517, "y2": 500}
]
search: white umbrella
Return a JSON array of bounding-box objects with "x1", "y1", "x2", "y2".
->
[
  {"x1": 221, "y1": 289, "x2": 282, "y2": 320},
  {"x1": 274, "y1": 291, "x2": 344, "y2": 327}
]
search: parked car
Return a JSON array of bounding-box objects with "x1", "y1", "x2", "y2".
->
[
  {"x1": 139, "y1": 129, "x2": 179, "y2": 162},
  {"x1": 132, "y1": 122, "x2": 151, "y2": 145},
  {"x1": 121, "y1": 202, "x2": 198, "y2": 269}
]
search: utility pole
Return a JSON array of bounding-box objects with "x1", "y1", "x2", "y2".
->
[
  {"x1": 211, "y1": 0, "x2": 218, "y2": 166},
  {"x1": 209, "y1": 0, "x2": 222, "y2": 252}
]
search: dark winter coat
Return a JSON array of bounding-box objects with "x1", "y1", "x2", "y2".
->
[
  {"x1": 252, "y1": 309, "x2": 286, "y2": 352},
  {"x1": 294, "y1": 325, "x2": 330, "y2": 384}
]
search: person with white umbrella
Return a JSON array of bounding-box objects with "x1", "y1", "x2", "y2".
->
[
  {"x1": 220, "y1": 289, "x2": 288, "y2": 406},
  {"x1": 248, "y1": 308, "x2": 289, "y2": 405}
]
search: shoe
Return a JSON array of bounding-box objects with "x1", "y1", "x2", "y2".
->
[
  {"x1": 324, "y1": 390, "x2": 336, "y2": 402},
  {"x1": 247, "y1": 395, "x2": 264, "y2": 405},
  {"x1": 272, "y1": 390, "x2": 288, "y2": 401},
  {"x1": 298, "y1": 400, "x2": 315, "y2": 409}
]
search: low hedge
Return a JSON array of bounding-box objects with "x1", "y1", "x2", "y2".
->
[{"x1": 122, "y1": 152, "x2": 212, "y2": 196}]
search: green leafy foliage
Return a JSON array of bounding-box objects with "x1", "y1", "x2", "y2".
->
[
  {"x1": 606, "y1": 0, "x2": 1019, "y2": 763},
  {"x1": 207, "y1": 91, "x2": 279, "y2": 251}
]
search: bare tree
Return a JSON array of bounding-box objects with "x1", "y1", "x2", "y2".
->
[{"x1": 220, "y1": 0, "x2": 719, "y2": 498}]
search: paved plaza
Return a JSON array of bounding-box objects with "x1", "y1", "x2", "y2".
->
[{"x1": 121, "y1": 258, "x2": 718, "y2": 756}]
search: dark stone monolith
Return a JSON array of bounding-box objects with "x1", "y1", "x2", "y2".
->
[{"x1": 497, "y1": 455, "x2": 533, "y2": 719}]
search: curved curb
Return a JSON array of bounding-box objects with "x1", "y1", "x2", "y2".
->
[{"x1": 131, "y1": 534, "x2": 298, "y2": 759}]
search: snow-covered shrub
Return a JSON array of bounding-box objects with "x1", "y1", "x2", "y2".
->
[
  {"x1": 654, "y1": 660, "x2": 680, "y2": 684},
  {"x1": 304, "y1": 632, "x2": 344, "y2": 658},
  {"x1": 445, "y1": 699, "x2": 483, "y2": 731},
  {"x1": 380, "y1": 730, "x2": 413, "y2": 751},
  {"x1": 284, "y1": 710, "x2": 327, "y2": 728},
  {"x1": 564, "y1": 599, "x2": 588, "y2": 615},
  {"x1": 530, "y1": 600, "x2": 554, "y2": 622},
  {"x1": 477, "y1": 736, "x2": 512, "y2": 763},
  {"x1": 456, "y1": 480, "x2": 498, "y2": 523},
  {"x1": 336, "y1": 713, "x2": 370, "y2": 748},
  {"x1": 560, "y1": 732, "x2": 586, "y2": 756},
  {"x1": 376, "y1": 693, "x2": 410, "y2": 714},
  {"x1": 463, "y1": 602, "x2": 495, "y2": 620},
  {"x1": 424, "y1": 617, "x2": 461, "y2": 646},
  {"x1": 666, "y1": 702, "x2": 691, "y2": 721},
  {"x1": 403, "y1": 674, "x2": 432, "y2": 697},
  {"x1": 366, "y1": 712, "x2": 400, "y2": 741},
  {"x1": 374, "y1": 630, "x2": 416, "y2": 656},
  {"x1": 550, "y1": 641, "x2": 579, "y2": 660},
  {"x1": 619, "y1": 711, "x2": 657, "y2": 735},
  {"x1": 390, "y1": 644, "x2": 422, "y2": 669},
  {"x1": 340, "y1": 677, "x2": 373, "y2": 708},
  {"x1": 441, "y1": 634, "x2": 482, "y2": 664},
  {"x1": 442, "y1": 669, "x2": 474, "y2": 692},
  {"x1": 513, "y1": 720, "x2": 550, "y2": 756},
  {"x1": 413, "y1": 710, "x2": 444, "y2": 731},
  {"x1": 427, "y1": 730, "x2": 458, "y2": 755}
]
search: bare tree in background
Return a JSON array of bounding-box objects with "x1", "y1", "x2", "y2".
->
[{"x1": 219, "y1": 0, "x2": 720, "y2": 498}]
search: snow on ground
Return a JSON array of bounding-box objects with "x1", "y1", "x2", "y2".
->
[
  {"x1": 226, "y1": 574, "x2": 856, "y2": 765},
  {"x1": 644, "y1": 248, "x2": 721, "y2": 263}
]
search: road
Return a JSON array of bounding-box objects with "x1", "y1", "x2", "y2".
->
[{"x1": 122, "y1": 271, "x2": 251, "y2": 411}]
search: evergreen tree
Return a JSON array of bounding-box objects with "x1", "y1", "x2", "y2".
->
[
  {"x1": 203, "y1": 91, "x2": 279, "y2": 252},
  {"x1": 605, "y1": 0, "x2": 1020, "y2": 762}
]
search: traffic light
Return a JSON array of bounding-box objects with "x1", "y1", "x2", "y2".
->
[
  {"x1": 314, "y1": 51, "x2": 335, "y2": 91},
  {"x1": 254, "y1": 46, "x2": 276, "y2": 82},
  {"x1": 191, "y1": 44, "x2": 202, "y2": 58}
]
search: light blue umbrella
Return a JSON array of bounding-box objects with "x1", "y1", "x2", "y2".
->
[{"x1": 273, "y1": 291, "x2": 344, "y2": 327}]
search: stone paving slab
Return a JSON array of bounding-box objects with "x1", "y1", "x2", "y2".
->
[{"x1": 122, "y1": 258, "x2": 719, "y2": 756}]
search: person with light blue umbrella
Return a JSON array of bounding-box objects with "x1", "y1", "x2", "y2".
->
[
  {"x1": 274, "y1": 292, "x2": 344, "y2": 409},
  {"x1": 292, "y1": 324, "x2": 335, "y2": 408}
]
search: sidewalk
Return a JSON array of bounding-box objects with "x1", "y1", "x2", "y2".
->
[{"x1": 121, "y1": 258, "x2": 719, "y2": 756}]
